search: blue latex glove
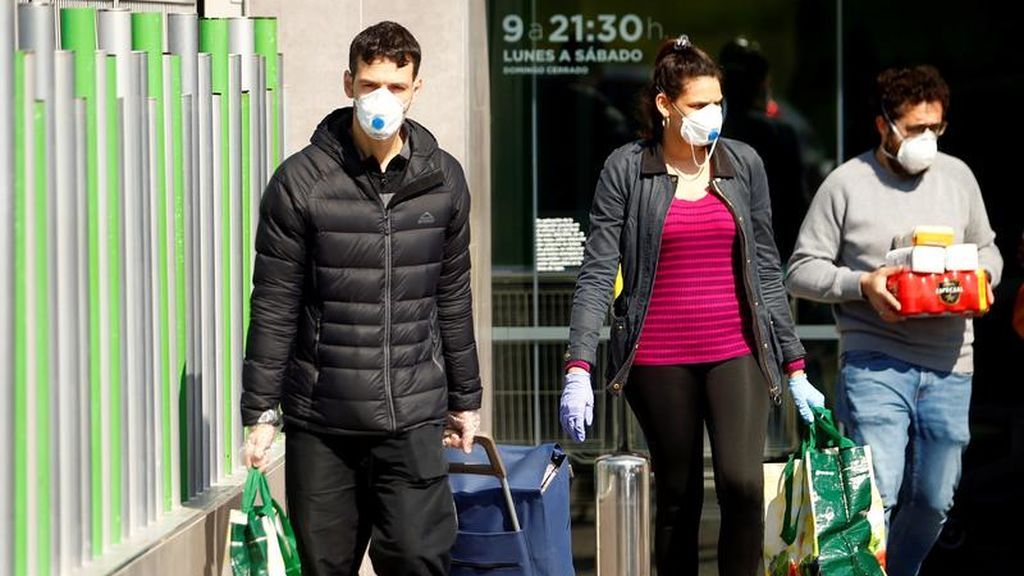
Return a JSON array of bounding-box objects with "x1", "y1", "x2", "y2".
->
[
  {"x1": 559, "y1": 372, "x2": 594, "y2": 442},
  {"x1": 789, "y1": 373, "x2": 825, "y2": 424}
]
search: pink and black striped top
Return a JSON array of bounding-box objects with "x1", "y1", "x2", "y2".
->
[{"x1": 633, "y1": 193, "x2": 754, "y2": 365}]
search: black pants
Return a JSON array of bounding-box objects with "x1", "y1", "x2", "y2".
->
[
  {"x1": 625, "y1": 355, "x2": 770, "y2": 576},
  {"x1": 284, "y1": 423, "x2": 456, "y2": 576}
]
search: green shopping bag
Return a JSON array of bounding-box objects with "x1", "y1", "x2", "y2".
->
[
  {"x1": 804, "y1": 408, "x2": 886, "y2": 575},
  {"x1": 229, "y1": 469, "x2": 302, "y2": 576},
  {"x1": 763, "y1": 408, "x2": 887, "y2": 576}
]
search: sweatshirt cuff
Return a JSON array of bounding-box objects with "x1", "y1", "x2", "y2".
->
[{"x1": 839, "y1": 268, "x2": 865, "y2": 301}]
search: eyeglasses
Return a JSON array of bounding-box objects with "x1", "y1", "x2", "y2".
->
[
  {"x1": 898, "y1": 121, "x2": 947, "y2": 138},
  {"x1": 883, "y1": 109, "x2": 947, "y2": 138}
]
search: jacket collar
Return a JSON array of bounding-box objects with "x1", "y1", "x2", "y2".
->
[
  {"x1": 311, "y1": 107, "x2": 439, "y2": 175},
  {"x1": 640, "y1": 139, "x2": 738, "y2": 179},
  {"x1": 310, "y1": 107, "x2": 445, "y2": 205}
]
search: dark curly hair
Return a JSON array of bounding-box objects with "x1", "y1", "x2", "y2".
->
[
  {"x1": 876, "y1": 65, "x2": 950, "y2": 120},
  {"x1": 349, "y1": 21, "x2": 421, "y2": 77},
  {"x1": 641, "y1": 36, "x2": 722, "y2": 142}
]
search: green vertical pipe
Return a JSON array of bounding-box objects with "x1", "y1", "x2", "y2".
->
[
  {"x1": 59, "y1": 7, "x2": 102, "y2": 557},
  {"x1": 253, "y1": 18, "x2": 279, "y2": 166},
  {"x1": 170, "y1": 55, "x2": 186, "y2": 509},
  {"x1": 132, "y1": 12, "x2": 172, "y2": 505},
  {"x1": 34, "y1": 100, "x2": 51, "y2": 576},
  {"x1": 199, "y1": 18, "x2": 232, "y2": 472},
  {"x1": 241, "y1": 92, "x2": 250, "y2": 335},
  {"x1": 105, "y1": 55, "x2": 122, "y2": 542},
  {"x1": 13, "y1": 50, "x2": 27, "y2": 576}
]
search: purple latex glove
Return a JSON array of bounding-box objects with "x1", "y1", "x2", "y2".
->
[
  {"x1": 789, "y1": 374, "x2": 825, "y2": 424},
  {"x1": 559, "y1": 372, "x2": 594, "y2": 442}
]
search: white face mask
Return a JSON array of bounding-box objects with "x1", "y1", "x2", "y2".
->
[
  {"x1": 890, "y1": 122, "x2": 938, "y2": 174},
  {"x1": 676, "y1": 102, "x2": 723, "y2": 146},
  {"x1": 355, "y1": 86, "x2": 407, "y2": 141}
]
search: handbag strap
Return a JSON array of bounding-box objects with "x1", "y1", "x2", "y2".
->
[
  {"x1": 241, "y1": 468, "x2": 274, "y2": 517},
  {"x1": 779, "y1": 431, "x2": 813, "y2": 546},
  {"x1": 811, "y1": 407, "x2": 855, "y2": 449}
]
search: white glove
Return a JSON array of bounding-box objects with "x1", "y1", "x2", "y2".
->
[
  {"x1": 443, "y1": 410, "x2": 481, "y2": 454},
  {"x1": 243, "y1": 424, "x2": 278, "y2": 471}
]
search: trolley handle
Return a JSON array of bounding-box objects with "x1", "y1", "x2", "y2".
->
[
  {"x1": 447, "y1": 434, "x2": 507, "y2": 480},
  {"x1": 447, "y1": 434, "x2": 522, "y2": 533}
]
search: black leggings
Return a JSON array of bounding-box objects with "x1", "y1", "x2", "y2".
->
[{"x1": 625, "y1": 354, "x2": 770, "y2": 576}]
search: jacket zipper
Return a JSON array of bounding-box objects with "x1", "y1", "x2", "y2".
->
[
  {"x1": 383, "y1": 211, "x2": 397, "y2": 431},
  {"x1": 313, "y1": 312, "x2": 322, "y2": 383},
  {"x1": 709, "y1": 179, "x2": 782, "y2": 405}
]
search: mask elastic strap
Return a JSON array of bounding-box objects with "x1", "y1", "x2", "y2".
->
[
  {"x1": 692, "y1": 136, "x2": 719, "y2": 171},
  {"x1": 881, "y1": 109, "x2": 907, "y2": 141}
]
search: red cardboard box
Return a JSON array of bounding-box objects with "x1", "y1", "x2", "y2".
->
[{"x1": 886, "y1": 270, "x2": 989, "y2": 317}]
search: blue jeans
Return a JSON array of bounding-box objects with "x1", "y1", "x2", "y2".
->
[{"x1": 836, "y1": 350, "x2": 971, "y2": 576}]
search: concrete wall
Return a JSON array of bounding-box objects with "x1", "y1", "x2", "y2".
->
[{"x1": 249, "y1": 0, "x2": 494, "y2": 433}]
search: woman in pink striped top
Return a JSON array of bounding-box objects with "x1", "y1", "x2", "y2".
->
[{"x1": 560, "y1": 36, "x2": 824, "y2": 576}]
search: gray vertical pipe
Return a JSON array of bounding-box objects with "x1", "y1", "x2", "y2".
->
[
  {"x1": 2, "y1": 4, "x2": 13, "y2": 576},
  {"x1": 146, "y1": 96, "x2": 160, "y2": 523},
  {"x1": 278, "y1": 53, "x2": 286, "y2": 160},
  {"x1": 98, "y1": 9, "x2": 131, "y2": 97},
  {"x1": 168, "y1": 12, "x2": 200, "y2": 499},
  {"x1": 97, "y1": 6, "x2": 131, "y2": 542},
  {"x1": 0, "y1": 0, "x2": 14, "y2": 573},
  {"x1": 54, "y1": 51, "x2": 83, "y2": 574},
  {"x1": 17, "y1": 6, "x2": 59, "y2": 569},
  {"x1": 17, "y1": 5, "x2": 53, "y2": 101},
  {"x1": 229, "y1": 17, "x2": 254, "y2": 92},
  {"x1": 21, "y1": 52, "x2": 38, "y2": 576},
  {"x1": 210, "y1": 92, "x2": 224, "y2": 481},
  {"x1": 74, "y1": 96, "x2": 93, "y2": 563},
  {"x1": 123, "y1": 51, "x2": 147, "y2": 534},
  {"x1": 168, "y1": 14, "x2": 197, "y2": 98},
  {"x1": 136, "y1": 53, "x2": 154, "y2": 529},
  {"x1": 252, "y1": 55, "x2": 265, "y2": 231},
  {"x1": 227, "y1": 55, "x2": 244, "y2": 473},
  {"x1": 248, "y1": 55, "x2": 262, "y2": 296},
  {"x1": 181, "y1": 95, "x2": 197, "y2": 498},
  {"x1": 161, "y1": 53, "x2": 181, "y2": 511},
  {"x1": 94, "y1": 47, "x2": 113, "y2": 543},
  {"x1": 197, "y1": 54, "x2": 214, "y2": 491}
]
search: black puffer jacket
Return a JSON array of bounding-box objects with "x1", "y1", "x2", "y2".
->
[{"x1": 241, "y1": 108, "x2": 482, "y2": 435}]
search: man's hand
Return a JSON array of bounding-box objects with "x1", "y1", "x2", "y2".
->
[
  {"x1": 969, "y1": 271, "x2": 995, "y2": 317},
  {"x1": 860, "y1": 266, "x2": 905, "y2": 322},
  {"x1": 444, "y1": 410, "x2": 481, "y2": 454},
  {"x1": 243, "y1": 424, "x2": 278, "y2": 471}
]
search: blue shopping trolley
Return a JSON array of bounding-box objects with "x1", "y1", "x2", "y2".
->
[{"x1": 447, "y1": 435, "x2": 575, "y2": 576}]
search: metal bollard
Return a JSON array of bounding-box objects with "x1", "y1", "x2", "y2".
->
[{"x1": 595, "y1": 453, "x2": 651, "y2": 576}]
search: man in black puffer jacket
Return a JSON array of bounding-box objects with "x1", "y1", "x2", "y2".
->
[{"x1": 239, "y1": 21, "x2": 482, "y2": 576}]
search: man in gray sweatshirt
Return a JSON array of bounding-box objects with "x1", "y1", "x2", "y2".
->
[{"x1": 785, "y1": 65, "x2": 1002, "y2": 576}]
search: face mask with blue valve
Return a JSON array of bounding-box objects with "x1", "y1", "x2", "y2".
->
[
  {"x1": 676, "y1": 102, "x2": 723, "y2": 146},
  {"x1": 355, "y1": 86, "x2": 407, "y2": 141},
  {"x1": 670, "y1": 101, "x2": 723, "y2": 171}
]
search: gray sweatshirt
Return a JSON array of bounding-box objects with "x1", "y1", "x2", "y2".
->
[{"x1": 785, "y1": 149, "x2": 1002, "y2": 374}]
